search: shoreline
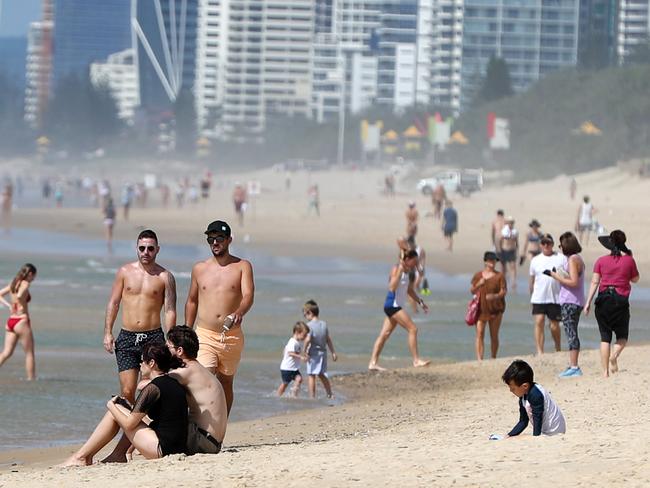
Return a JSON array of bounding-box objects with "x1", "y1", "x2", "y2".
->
[{"x1": 2, "y1": 345, "x2": 650, "y2": 486}]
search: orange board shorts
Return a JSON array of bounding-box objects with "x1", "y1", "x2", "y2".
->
[{"x1": 196, "y1": 326, "x2": 244, "y2": 376}]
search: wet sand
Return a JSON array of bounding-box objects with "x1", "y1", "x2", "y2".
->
[{"x1": 2, "y1": 345, "x2": 650, "y2": 486}]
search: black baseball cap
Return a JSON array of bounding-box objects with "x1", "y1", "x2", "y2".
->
[{"x1": 204, "y1": 220, "x2": 231, "y2": 237}]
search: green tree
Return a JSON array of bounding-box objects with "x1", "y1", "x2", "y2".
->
[
  {"x1": 43, "y1": 75, "x2": 121, "y2": 152},
  {"x1": 475, "y1": 56, "x2": 514, "y2": 105},
  {"x1": 173, "y1": 88, "x2": 197, "y2": 156}
]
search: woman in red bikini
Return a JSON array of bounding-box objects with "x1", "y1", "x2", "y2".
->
[{"x1": 0, "y1": 263, "x2": 37, "y2": 380}]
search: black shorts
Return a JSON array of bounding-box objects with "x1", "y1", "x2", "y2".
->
[
  {"x1": 500, "y1": 249, "x2": 516, "y2": 263},
  {"x1": 280, "y1": 369, "x2": 301, "y2": 384},
  {"x1": 595, "y1": 291, "x2": 630, "y2": 343},
  {"x1": 384, "y1": 306, "x2": 402, "y2": 318},
  {"x1": 115, "y1": 328, "x2": 165, "y2": 372},
  {"x1": 531, "y1": 303, "x2": 562, "y2": 321}
]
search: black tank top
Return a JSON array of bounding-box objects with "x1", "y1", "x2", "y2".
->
[{"x1": 133, "y1": 375, "x2": 188, "y2": 456}]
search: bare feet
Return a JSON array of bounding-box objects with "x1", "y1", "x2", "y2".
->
[
  {"x1": 100, "y1": 452, "x2": 128, "y2": 464},
  {"x1": 413, "y1": 359, "x2": 431, "y2": 368},
  {"x1": 59, "y1": 455, "x2": 92, "y2": 467},
  {"x1": 368, "y1": 362, "x2": 387, "y2": 371},
  {"x1": 609, "y1": 356, "x2": 619, "y2": 374}
]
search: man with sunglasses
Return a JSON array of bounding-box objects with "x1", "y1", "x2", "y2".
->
[
  {"x1": 185, "y1": 220, "x2": 254, "y2": 415},
  {"x1": 104, "y1": 229, "x2": 177, "y2": 404}
]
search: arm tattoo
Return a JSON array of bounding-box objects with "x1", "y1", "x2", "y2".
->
[{"x1": 164, "y1": 273, "x2": 177, "y2": 313}]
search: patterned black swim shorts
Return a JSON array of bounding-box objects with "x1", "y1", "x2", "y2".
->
[{"x1": 115, "y1": 328, "x2": 165, "y2": 372}]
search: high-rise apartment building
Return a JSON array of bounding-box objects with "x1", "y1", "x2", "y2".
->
[
  {"x1": 221, "y1": 1, "x2": 314, "y2": 142},
  {"x1": 460, "y1": 0, "x2": 579, "y2": 108},
  {"x1": 24, "y1": 0, "x2": 54, "y2": 128},
  {"x1": 430, "y1": 0, "x2": 463, "y2": 114},
  {"x1": 311, "y1": 0, "x2": 382, "y2": 122},
  {"x1": 90, "y1": 49, "x2": 140, "y2": 122},
  {"x1": 52, "y1": 0, "x2": 131, "y2": 86},
  {"x1": 375, "y1": 0, "x2": 419, "y2": 107},
  {"x1": 133, "y1": 0, "x2": 199, "y2": 115},
  {"x1": 195, "y1": 0, "x2": 225, "y2": 135},
  {"x1": 617, "y1": 0, "x2": 650, "y2": 62},
  {"x1": 578, "y1": 0, "x2": 618, "y2": 68}
]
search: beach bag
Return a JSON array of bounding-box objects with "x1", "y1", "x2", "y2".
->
[{"x1": 465, "y1": 294, "x2": 480, "y2": 326}]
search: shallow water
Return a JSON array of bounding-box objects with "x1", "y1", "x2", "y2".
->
[{"x1": 1, "y1": 229, "x2": 649, "y2": 450}]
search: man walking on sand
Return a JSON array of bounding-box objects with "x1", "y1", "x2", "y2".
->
[
  {"x1": 491, "y1": 209, "x2": 505, "y2": 252},
  {"x1": 104, "y1": 229, "x2": 177, "y2": 402},
  {"x1": 185, "y1": 220, "x2": 255, "y2": 415}
]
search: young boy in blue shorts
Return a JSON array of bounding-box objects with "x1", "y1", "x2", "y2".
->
[
  {"x1": 276, "y1": 322, "x2": 309, "y2": 397},
  {"x1": 501, "y1": 360, "x2": 566, "y2": 437}
]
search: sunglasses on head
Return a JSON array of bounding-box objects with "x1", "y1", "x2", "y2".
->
[
  {"x1": 207, "y1": 235, "x2": 227, "y2": 244},
  {"x1": 139, "y1": 245, "x2": 156, "y2": 252}
]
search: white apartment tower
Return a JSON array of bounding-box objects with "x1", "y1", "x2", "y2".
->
[
  {"x1": 430, "y1": 0, "x2": 463, "y2": 114},
  {"x1": 220, "y1": 0, "x2": 314, "y2": 142},
  {"x1": 24, "y1": 1, "x2": 54, "y2": 129},
  {"x1": 195, "y1": 0, "x2": 226, "y2": 135},
  {"x1": 618, "y1": 0, "x2": 650, "y2": 62},
  {"x1": 89, "y1": 49, "x2": 140, "y2": 122}
]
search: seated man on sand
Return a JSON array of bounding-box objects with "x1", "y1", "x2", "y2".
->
[{"x1": 167, "y1": 325, "x2": 227, "y2": 454}]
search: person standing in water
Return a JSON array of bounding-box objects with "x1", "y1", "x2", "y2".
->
[
  {"x1": 0, "y1": 263, "x2": 37, "y2": 380},
  {"x1": 369, "y1": 250, "x2": 431, "y2": 371}
]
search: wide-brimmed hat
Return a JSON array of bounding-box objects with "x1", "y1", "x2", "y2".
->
[
  {"x1": 505, "y1": 215, "x2": 515, "y2": 222},
  {"x1": 598, "y1": 230, "x2": 627, "y2": 252}
]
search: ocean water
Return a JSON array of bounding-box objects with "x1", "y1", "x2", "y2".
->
[{"x1": 1, "y1": 228, "x2": 649, "y2": 451}]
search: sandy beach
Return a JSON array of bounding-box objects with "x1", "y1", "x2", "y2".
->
[
  {"x1": 1, "y1": 161, "x2": 650, "y2": 486},
  {"x1": 2, "y1": 345, "x2": 650, "y2": 487},
  {"x1": 5, "y1": 163, "x2": 650, "y2": 283}
]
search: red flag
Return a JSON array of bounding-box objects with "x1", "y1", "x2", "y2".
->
[{"x1": 487, "y1": 112, "x2": 496, "y2": 139}]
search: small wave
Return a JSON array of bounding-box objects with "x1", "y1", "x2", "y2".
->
[
  {"x1": 278, "y1": 296, "x2": 298, "y2": 303},
  {"x1": 34, "y1": 279, "x2": 65, "y2": 287},
  {"x1": 86, "y1": 259, "x2": 103, "y2": 268},
  {"x1": 344, "y1": 298, "x2": 366, "y2": 305}
]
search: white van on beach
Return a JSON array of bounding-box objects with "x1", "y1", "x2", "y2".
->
[{"x1": 417, "y1": 169, "x2": 483, "y2": 196}]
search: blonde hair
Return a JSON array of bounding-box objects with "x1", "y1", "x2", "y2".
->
[{"x1": 293, "y1": 321, "x2": 310, "y2": 335}]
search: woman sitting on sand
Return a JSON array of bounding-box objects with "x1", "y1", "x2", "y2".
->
[
  {"x1": 63, "y1": 343, "x2": 188, "y2": 466},
  {"x1": 470, "y1": 252, "x2": 507, "y2": 360},
  {"x1": 584, "y1": 230, "x2": 639, "y2": 378},
  {"x1": 0, "y1": 263, "x2": 37, "y2": 380}
]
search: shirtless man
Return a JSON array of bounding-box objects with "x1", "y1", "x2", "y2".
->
[
  {"x1": 185, "y1": 220, "x2": 255, "y2": 415},
  {"x1": 405, "y1": 201, "x2": 418, "y2": 241},
  {"x1": 491, "y1": 209, "x2": 505, "y2": 253},
  {"x1": 232, "y1": 184, "x2": 247, "y2": 226},
  {"x1": 104, "y1": 229, "x2": 177, "y2": 402},
  {"x1": 431, "y1": 183, "x2": 446, "y2": 220},
  {"x1": 167, "y1": 325, "x2": 227, "y2": 454}
]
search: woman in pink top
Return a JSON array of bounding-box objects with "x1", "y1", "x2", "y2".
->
[{"x1": 584, "y1": 230, "x2": 639, "y2": 378}]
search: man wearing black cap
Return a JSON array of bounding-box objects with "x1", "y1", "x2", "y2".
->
[{"x1": 185, "y1": 220, "x2": 255, "y2": 415}]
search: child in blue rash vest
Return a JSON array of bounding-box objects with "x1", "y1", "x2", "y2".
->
[{"x1": 501, "y1": 360, "x2": 566, "y2": 437}]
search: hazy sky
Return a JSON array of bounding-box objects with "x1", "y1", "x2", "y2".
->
[{"x1": 0, "y1": 0, "x2": 42, "y2": 37}]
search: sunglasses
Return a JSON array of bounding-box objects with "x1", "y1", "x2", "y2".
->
[
  {"x1": 207, "y1": 235, "x2": 227, "y2": 244},
  {"x1": 138, "y1": 245, "x2": 156, "y2": 252}
]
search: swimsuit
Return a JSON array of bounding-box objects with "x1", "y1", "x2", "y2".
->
[
  {"x1": 196, "y1": 326, "x2": 244, "y2": 376},
  {"x1": 115, "y1": 328, "x2": 165, "y2": 372},
  {"x1": 6, "y1": 316, "x2": 29, "y2": 332},
  {"x1": 186, "y1": 421, "x2": 222, "y2": 455},
  {"x1": 384, "y1": 272, "x2": 409, "y2": 317}
]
